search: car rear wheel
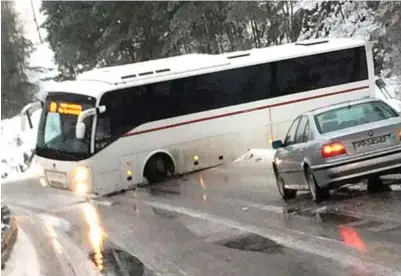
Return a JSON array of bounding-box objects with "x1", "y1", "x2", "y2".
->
[
  {"x1": 305, "y1": 167, "x2": 329, "y2": 203},
  {"x1": 274, "y1": 167, "x2": 297, "y2": 200}
]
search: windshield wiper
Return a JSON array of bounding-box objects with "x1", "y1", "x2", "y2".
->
[{"x1": 36, "y1": 147, "x2": 80, "y2": 161}]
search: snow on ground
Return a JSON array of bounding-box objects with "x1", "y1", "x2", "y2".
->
[
  {"x1": 234, "y1": 149, "x2": 276, "y2": 163},
  {"x1": 1, "y1": 109, "x2": 42, "y2": 181},
  {"x1": 2, "y1": 228, "x2": 40, "y2": 276}
]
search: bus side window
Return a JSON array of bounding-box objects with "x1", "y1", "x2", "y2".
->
[
  {"x1": 95, "y1": 118, "x2": 112, "y2": 138},
  {"x1": 149, "y1": 81, "x2": 176, "y2": 120},
  {"x1": 275, "y1": 47, "x2": 368, "y2": 97}
]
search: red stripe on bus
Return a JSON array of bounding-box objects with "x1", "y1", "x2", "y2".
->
[{"x1": 124, "y1": 85, "x2": 369, "y2": 137}]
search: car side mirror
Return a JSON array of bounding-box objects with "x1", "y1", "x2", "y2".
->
[
  {"x1": 76, "y1": 122, "x2": 86, "y2": 139},
  {"x1": 272, "y1": 140, "x2": 284, "y2": 149}
]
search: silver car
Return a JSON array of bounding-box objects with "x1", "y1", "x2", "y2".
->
[{"x1": 272, "y1": 98, "x2": 401, "y2": 202}]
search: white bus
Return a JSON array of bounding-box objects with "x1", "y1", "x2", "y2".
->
[{"x1": 21, "y1": 38, "x2": 375, "y2": 196}]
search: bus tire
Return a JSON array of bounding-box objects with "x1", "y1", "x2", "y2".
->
[{"x1": 144, "y1": 153, "x2": 174, "y2": 184}]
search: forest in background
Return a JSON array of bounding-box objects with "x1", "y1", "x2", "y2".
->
[{"x1": 2, "y1": 1, "x2": 401, "y2": 118}]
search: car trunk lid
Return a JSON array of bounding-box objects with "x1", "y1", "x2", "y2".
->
[{"x1": 326, "y1": 118, "x2": 401, "y2": 156}]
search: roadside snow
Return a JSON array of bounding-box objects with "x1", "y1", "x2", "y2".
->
[
  {"x1": 1, "y1": 109, "x2": 42, "y2": 181},
  {"x1": 392, "y1": 185, "x2": 401, "y2": 191},
  {"x1": 2, "y1": 228, "x2": 41, "y2": 276},
  {"x1": 234, "y1": 148, "x2": 276, "y2": 163}
]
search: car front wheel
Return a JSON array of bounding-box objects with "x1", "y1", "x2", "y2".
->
[{"x1": 274, "y1": 166, "x2": 297, "y2": 200}]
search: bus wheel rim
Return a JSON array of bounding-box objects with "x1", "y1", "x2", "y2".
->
[{"x1": 156, "y1": 159, "x2": 165, "y2": 174}]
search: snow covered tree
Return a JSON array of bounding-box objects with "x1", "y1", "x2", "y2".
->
[
  {"x1": 373, "y1": 1, "x2": 401, "y2": 78},
  {"x1": 41, "y1": 1, "x2": 308, "y2": 78}
]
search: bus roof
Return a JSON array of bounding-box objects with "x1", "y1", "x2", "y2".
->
[{"x1": 51, "y1": 38, "x2": 367, "y2": 99}]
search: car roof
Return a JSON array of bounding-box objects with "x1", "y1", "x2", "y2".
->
[{"x1": 305, "y1": 97, "x2": 380, "y2": 116}]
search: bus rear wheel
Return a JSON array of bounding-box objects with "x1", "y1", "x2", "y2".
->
[{"x1": 144, "y1": 154, "x2": 174, "y2": 184}]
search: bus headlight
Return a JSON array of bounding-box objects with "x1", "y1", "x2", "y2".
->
[
  {"x1": 76, "y1": 183, "x2": 88, "y2": 194},
  {"x1": 72, "y1": 166, "x2": 91, "y2": 194}
]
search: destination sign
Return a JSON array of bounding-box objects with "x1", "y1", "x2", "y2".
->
[{"x1": 48, "y1": 101, "x2": 82, "y2": 115}]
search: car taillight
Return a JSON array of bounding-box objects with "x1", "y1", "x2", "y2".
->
[{"x1": 322, "y1": 142, "x2": 346, "y2": 158}]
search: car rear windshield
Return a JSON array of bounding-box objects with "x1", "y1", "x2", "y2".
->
[{"x1": 314, "y1": 100, "x2": 399, "y2": 134}]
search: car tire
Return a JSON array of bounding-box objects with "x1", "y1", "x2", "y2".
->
[
  {"x1": 367, "y1": 176, "x2": 387, "y2": 193},
  {"x1": 274, "y1": 166, "x2": 297, "y2": 200},
  {"x1": 145, "y1": 156, "x2": 168, "y2": 184},
  {"x1": 305, "y1": 167, "x2": 329, "y2": 203}
]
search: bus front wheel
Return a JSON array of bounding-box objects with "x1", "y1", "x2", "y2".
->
[{"x1": 144, "y1": 154, "x2": 174, "y2": 184}]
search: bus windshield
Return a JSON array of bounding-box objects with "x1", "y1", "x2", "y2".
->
[{"x1": 36, "y1": 92, "x2": 97, "y2": 161}]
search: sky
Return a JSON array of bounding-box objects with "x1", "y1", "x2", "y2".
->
[{"x1": 14, "y1": 0, "x2": 45, "y2": 45}]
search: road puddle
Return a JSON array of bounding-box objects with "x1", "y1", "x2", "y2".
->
[
  {"x1": 88, "y1": 248, "x2": 144, "y2": 276},
  {"x1": 152, "y1": 207, "x2": 178, "y2": 219},
  {"x1": 215, "y1": 233, "x2": 283, "y2": 254},
  {"x1": 148, "y1": 186, "x2": 181, "y2": 196},
  {"x1": 297, "y1": 209, "x2": 361, "y2": 225}
]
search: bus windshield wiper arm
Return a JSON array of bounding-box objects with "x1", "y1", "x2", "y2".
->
[{"x1": 36, "y1": 147, "x2": 79, "y2": 161}]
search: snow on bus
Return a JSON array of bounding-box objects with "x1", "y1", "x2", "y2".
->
[{"x1": 20, "y1": 38, "x2": 375, "y2": 196}]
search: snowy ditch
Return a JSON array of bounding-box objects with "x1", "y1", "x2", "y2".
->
[{"x1": 1, "y1": 109, "x2": 42, "y2": 181}]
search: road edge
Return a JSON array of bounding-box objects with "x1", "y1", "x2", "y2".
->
[{"x1": 1, "y1": 206, "x2": 18, "y2": 270}]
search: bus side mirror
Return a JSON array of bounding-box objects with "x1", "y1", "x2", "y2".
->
[
  {"x1": 21, "y1": 101, "x2": 43, "y2": 131},
  {"x1": 375, "y1": 78, "x2": 386, "y2": 89},
  {"x1": 76, "y1": 122, "x2": 86, "y2": 139},
  {"x1": 98, "y1": 105, "x2": 106, "y2": 114},
  {"x1": 75, "y1": 105, "x2": 106, "y2": 139}
]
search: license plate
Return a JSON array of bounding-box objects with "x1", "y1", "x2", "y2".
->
[
  {"x1": 353, "y1": 134, "x2": 391, "y2": 151},
  {"x1": 45, "y1": 170, "x2": 68, "y2": 188}
]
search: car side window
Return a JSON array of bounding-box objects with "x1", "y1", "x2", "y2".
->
[
  {"x1": 302, "y1": 121, "x2": 310, "y2": 143},
  {"x1": 284, "y1": 117, "x2": 301, "y2": 146},
  {"x1": 295, "y1": 116, "x2": 308, "y2": 144}
]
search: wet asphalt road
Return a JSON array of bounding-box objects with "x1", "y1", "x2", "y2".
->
[{"x1": 2, "y1": 158, "x2": 401, "y2": 276}]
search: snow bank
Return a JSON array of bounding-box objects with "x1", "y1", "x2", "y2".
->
[
  {"x1": 1, "y1": 109, "x2": 42, "y2": 180},
  {"x1": 2, "y1": 228, "x2": 40, "y2": 276},
  {"x1": 234, "y1": 148, "x2": 276, "y2": 163}
]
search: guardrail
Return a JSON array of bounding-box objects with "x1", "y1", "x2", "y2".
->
[{"x1": 1, "y1": 205, "x2": 18, "y2": 270}]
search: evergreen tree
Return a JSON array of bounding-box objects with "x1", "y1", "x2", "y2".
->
[
  {"x1": 1, "y1": 1, "x2": 35, "y2": 118},
  {"x1": 41, "y1": 1, "x2": 303, "y2": 78},
  {"x1": 373, "y1": 1, "x2": 401, "y2": 78}
]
